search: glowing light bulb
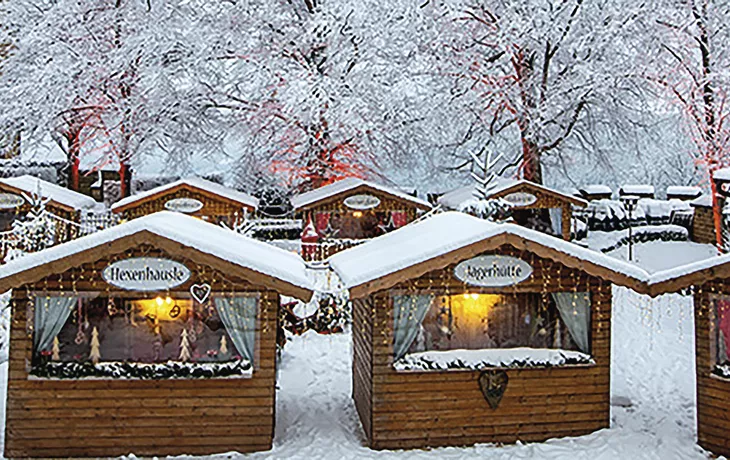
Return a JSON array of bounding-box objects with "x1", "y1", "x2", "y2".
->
[
  {"x1": 353, "y1": 211, "x2": 363, "y2": 218},
  {"x1": 470, "y1": 293, "x2": 480, "y2": 300},
  {"x1": 155, "y1": 297, "x2": 164, "y2": 306},
  {"x1": 165, "y1": 296, "x2": 173, "y2": 304}
]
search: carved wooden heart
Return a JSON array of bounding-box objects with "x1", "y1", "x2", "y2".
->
[
  {"x1": 190, "y1": 283, "x2": 211, "y2": 304},
  {"x1": 478, "y1": 369, "x2": 509, "y2": 409}
]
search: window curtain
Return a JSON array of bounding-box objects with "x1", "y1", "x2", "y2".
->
[
  {"x1": 393, "y1": 294, "x2": 434, "y2": 361},
  {"x1": 549, "y1": 208, "x2": 563, "y2": 237},
  {"x1": 717, "y1": 299, "x2": 730, "y2": 363},
  {"x1": 551, "y1": 292, "x2": 591, "y2": 353},
  {"x1": 214, "y1": 296, "x2": 259, "y2": 365},
  {"x1": 34, "y1": 296, "x2": 76, "y2": 353}
]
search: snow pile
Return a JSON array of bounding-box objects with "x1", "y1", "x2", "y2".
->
[
  {"x1": 619, "y1": 184, "x2": 655, "y2": 197},
  {"x1": 393, "y1": 348, "x2": 594, "y2": 371},
  {"x1": 581, "y1": 198, "x2": 693, "y2": 231},
  {"x1": 666, "y1": 186, "x2": 702, "y2": 200}
]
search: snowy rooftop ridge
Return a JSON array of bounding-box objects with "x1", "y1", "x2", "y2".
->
[
  {"x1": 438, "y1": 179, "x2": 587, "y2": 210},
  {"x1": 290, "y1": 177, "x2": 431, "y2": 210},
  {"x1": 0, "y1": 211, "x2": 312, "y2": 296},
  {"x1": 111, "y1": 177, "x2": 258, "y2": 211},
  {"x1": 0, "y1": 175, "x2": 99, "y2": 211},
  {"x1": 328, "y1": 212, "x2": 650, "y2": 292}
]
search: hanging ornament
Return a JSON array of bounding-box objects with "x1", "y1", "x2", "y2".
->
[
  {"x1": 190, "y1": 283, "x2": 211, "y2": 304},
  {"x1": 219, "y1": 335, "x2": 228, "y2": 355},
  {"x1": 188, "y1": 325, "x2": 198, "y2": 344},
  {"x1": 107, "y1": 298, "x2": 118, "y2": 316},
  {"x1": 74, "y1": 300, "x2": 87, "y2": 344}
]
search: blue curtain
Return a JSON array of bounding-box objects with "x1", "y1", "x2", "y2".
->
[
  {"x1": 552, "y1": 292, "x2": 591, "y2": 353},
  {"x1": 214, "y1": 296, "x2": 258, "y2": 365},
  {"x1": 392, "y1": 294, "x2": 434, "y2": 361},
  {"x1": 34, "y1": 296, "x2": 76, "y2": 353}
]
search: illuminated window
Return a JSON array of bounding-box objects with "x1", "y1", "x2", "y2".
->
[{"x1": 30, "y1": 293, "x2": 258, "y2": 379}]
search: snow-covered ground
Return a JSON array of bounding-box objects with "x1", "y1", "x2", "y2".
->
[{"x1": 607, "y1": 240, "x2": 718, "y2": 273}]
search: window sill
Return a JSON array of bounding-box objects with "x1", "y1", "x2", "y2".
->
[
  {"x1": 28, "y1": 359, "x2": 253, "y2": 380},
  {"x1": 393, "y1": 348, "x2": 595, "y2": 372}
]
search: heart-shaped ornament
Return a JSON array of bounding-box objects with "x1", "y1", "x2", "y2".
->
[
  {"x1": 190, "y1": 283, "x2": 211, "y2": 304},
  {"x1": 478, "y1": 369, "x2": 509, "y2": 410}
]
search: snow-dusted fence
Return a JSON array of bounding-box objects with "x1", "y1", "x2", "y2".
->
[
  {"x1": 302, "y1": 239, "x2": 367, "y2": 261},
  {"x1": 578, "y1": 199, "x2": 694, "y2": 233}
]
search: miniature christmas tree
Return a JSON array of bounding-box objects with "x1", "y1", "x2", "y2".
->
[
  {"x1": 51, "y1": 336, "x2": 60, "y2": 361},
  {"x1": 89, "y1": 327, "x2": 101, "y2": 364},
  {"x1": 179, "y1": 329, "x2": 191, "y2": 362},
  {"x1": 219, "y1": 335, "x2": 228, "y2": 355}
]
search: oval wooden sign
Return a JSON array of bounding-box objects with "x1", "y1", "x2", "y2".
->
[
  {"x1": 344, "y1": 194, "x2": 381, "y2": 210},
  {"x1": 454, "y1": 255, "x2": 532, "y2": 287},
  {"x1": 0, "y1": 193, "x2": 25, "y2": 209},
  {"x1": 164, "y1": 197, "x2": 204, "y2": 214},
  {"x1": 103, "y1": 257, "x2": 191, "y2": 291},
  {"x1": 502, "y1": 192, "x2": 537, "y2": 207}
]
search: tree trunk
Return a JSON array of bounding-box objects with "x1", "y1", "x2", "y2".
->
[
  {"x1": 710, "y1": 170, "x2": 724, "y2": 251},
  {"x1": 63, "y1": 126, "x2": 82, "y2": 191}
]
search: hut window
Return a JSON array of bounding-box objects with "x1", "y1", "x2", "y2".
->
[
  {"x1": 393, "y1": 291, "x2": 592, "y2": 369},
  {"x1": 713, "y1": 296, "x2": 730, "y2": 373},
  {"x1": 30, "y1": 293, "x2": 258, "y2": 379},
  {"x1": 317, "y1": 211, "x2": 391, "y2": 239}
]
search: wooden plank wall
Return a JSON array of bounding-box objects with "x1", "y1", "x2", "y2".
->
[
  {"x1": 352, "y1": 297, "x2": 373, "y2": 440},
  {"x1": 4, "y1": 246, "x2": 280, "y2": 457},
  {"x1": 123, "y1": 187, "x2": 247, "y2": 226},
  {"x1": 695, "y1": 284, "x2": 730, "y2": 456},
  {"x1": 357, "y1": 247, "x2": 611, "y2": 450},
  {"x1": 692, "y1": 207, "x2": 716, "y2": 245}
]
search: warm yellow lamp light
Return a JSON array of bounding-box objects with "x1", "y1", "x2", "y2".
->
[
  {"x1": 352, "y1": 211, "x2": 363, "y2": 218},
  {"x1": 155, "y1": 296, "x2": 164, "y2": 306}
]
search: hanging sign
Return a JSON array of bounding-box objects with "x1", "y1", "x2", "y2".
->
[
  {"x1": 103, "y1": 257, "x2": 191, "y2": 291},
  {"x1": 0, "y1": 193, "x2": 25, "y2": 209},
  {"x1": 454, "y1": 255, "x2": 532, "y2": 287},
  {"x1": 344, "y1": 194, "x2": 381, "y2": 210},
  {"x1": 502, "y1": 192, "x2": 537, "y2": 207},
  {"x1": 164, "y1": 197, "x2": 204, "y2": 214}
]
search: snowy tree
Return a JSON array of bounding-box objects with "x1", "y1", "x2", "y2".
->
[
  {"x1": 428, "y1": 0, "x2": 644, "y2": 185},
  {"x1": 9, "y1": 184, "x2": 55, "y2": 257},
  {"x1": 0, "y1": 0, "x2": 212, "y2": 196},
  {"x1": 457, "y1": 147, "x2": 512, "y2": 221},
  {"x1": 640, "y1": 0, "x2": 730, "y2": 249}
]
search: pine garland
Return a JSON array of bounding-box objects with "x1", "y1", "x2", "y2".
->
[
  {"x1": 395, "y1": 352, "x2": 594, "y2": 372},
  {"x1": 31, "y1": 359, "x2": 252, "y2": 380}
]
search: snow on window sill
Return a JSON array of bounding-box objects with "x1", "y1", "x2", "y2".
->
[
  {"x1": 28, "y1": 359, "x2": 253, "y2": 380},
  {"x1": 711, "y1": 364, "x2": 730, "y2": 381},
  {"x1": 393, "y1": 348, "x2": 595, "y2": 372}
]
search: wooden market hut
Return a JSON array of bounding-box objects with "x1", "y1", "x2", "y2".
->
[
  {"x1": 0, "y1": 211, "x2": 313, "y2": 457},
  {"x1": 328, "y1": 211, "x2": 648, "y2": 450},
  {"x1": 646, "y1": 259, "x2": 730, "y2": 457},
  {"x1": 0, "y1": 175, "x2": 99, "y2": 231},
  {"x1": 111, "y1": 177, "x2": 258, "y2": 227},
  {"x1": 438, "y1": 179, "x2": 588, "y2": 241},
  {"x1": 291, "y1": 177, "x2": 432, "y2": 260}
]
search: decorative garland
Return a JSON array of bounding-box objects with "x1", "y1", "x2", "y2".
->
[
  {"x1": 712, "y1": 364, "x2": 730, "y2": 380},
  {"x1": 30, "y1": 359, "x2": 252, "y2": 380},
  {"x1": 394, "y1": 350, "x2": 594, "y2": 372}
]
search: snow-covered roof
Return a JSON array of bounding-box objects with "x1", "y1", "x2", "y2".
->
[
  {"x1": 438, "y1": 179, "x2": 587, "y2": 209},
  {"x1": 666, "y1": 186, "x2": 702, "y2": 198},
  {"x1": 290, "y1": 177, "x2": 431, "y2": 211},
  {"x1": 580, "y1": 185, "x2": 613, "y2": 197},
  {"x1": 690, "y1": 194, "x2": 712, "y2": 208},
  {"x1": 329, "y1": 212, "x2": 649, "y2": 297},
  {"x1": 713, "y1": 168, "x2": 730, "y2": 181},
  {"x1": 0, "y1": 211, "x2": 313, "y2": 300},
  {"x1": 0, "y1": 175, "x2": 99, "y2": 211},
  {"x1": 111, "y1": 177, "x2": 258, "y2": 212},
  {"x1": 619, "y1": 184, "x2": 655, "y2": 196}
]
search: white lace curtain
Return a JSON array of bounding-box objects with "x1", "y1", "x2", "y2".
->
[
  {"x1": 34, "y1": 296, "x2": 76, "y2": 353},
  {"x1": 392, "y1": 294, "x2": 434, "y2": 361},
  {"x1": 551, "y1": 292, "x2": 591, "y2": 353},
  {"x1": 214, "y1": 295, "x2": 259, "y2": 365}
]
